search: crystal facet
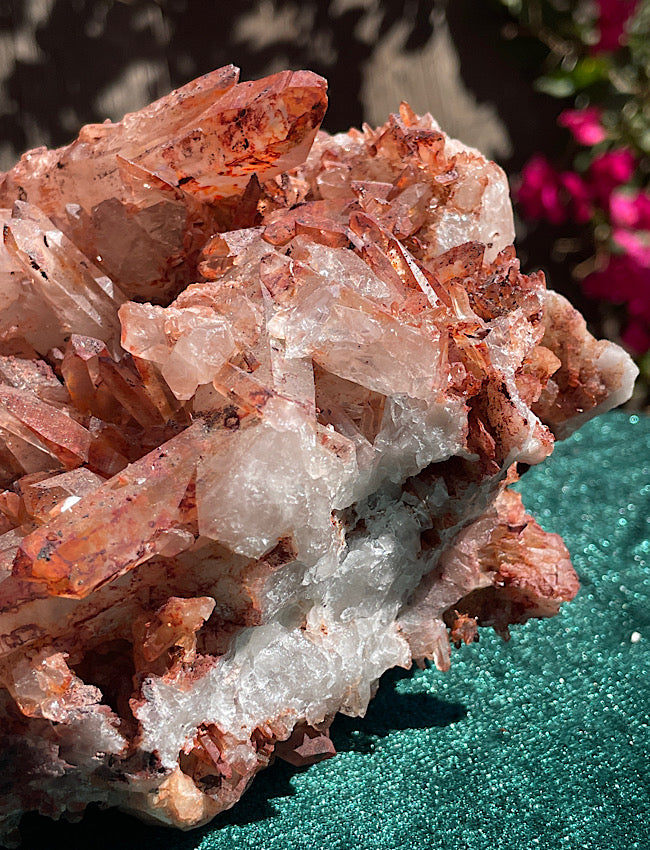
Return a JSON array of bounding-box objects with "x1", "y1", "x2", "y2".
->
[{"x1": 0, "y1": 67, "x2": 637, "y2": 843}]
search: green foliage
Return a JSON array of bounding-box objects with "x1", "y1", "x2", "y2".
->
[
  {"x1": 497, "y1": 0, "x2": 650, "y2": 405},
  {"x1": 498, "y1": 0, "x2": 649, "y2": 131},
  {"x1": 623, "y1": 3, "x2": 650, "y2": 155}
]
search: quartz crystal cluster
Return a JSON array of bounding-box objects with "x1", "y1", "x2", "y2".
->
[{"x1": 0, "y1": 66, "x2": 637, "y2": 842}]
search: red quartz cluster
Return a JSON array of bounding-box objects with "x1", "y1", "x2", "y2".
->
[{"x1": 0, "y1": 67, "x2": 636, "y2": 842}]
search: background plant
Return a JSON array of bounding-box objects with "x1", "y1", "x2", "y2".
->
[{"x1": 496, "y1": 0, "x2": 650, "y2": 408}]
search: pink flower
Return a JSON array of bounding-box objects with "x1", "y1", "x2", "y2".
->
[
  {"x1": 588, "y1": 149, "x2": 636, "y2": 208},
  {"x1": 592, "y1": 0, "x2": 639, "y2": 53},
  {"x1": 623, "y1": 288, "x2": 650, "y2": 353},
  {"x1": 558, "y1": 107, "x2": 607, "y2": 146},
  {"x1": 610, "y1": 189, "x2": 650, "y2": 230},
  {"x1": 559, "y1": 171, "x2": 592, "y2": 223},
  {"x1": 582, "y1": 254, "x2": 645, "y2": 302},
  {"x1": 517, "y1": 155, "x2": 566, "y2": 224},
  {"x1": 517, "y1": 156, "x2": 594, "y2": 226},
  {"x1": 613, "y1": 227, "x2": 650, "y2": 267},
  {"x1": 582, "y1": 252, "x2": 650, "y2": 353}
]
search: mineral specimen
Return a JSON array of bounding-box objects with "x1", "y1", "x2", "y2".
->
[{"x1": 0, "y1": 67, "x2": 637, "y2": 843}]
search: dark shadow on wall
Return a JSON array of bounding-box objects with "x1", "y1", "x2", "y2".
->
[
  {"x1": 0, "y1": 0, "x2": 168, "y2": 157},
  {"x1": 0, "y1": 0, "x2": 571, "y2": 169},
  {"x1": 0, "y1": 0, "x2": 570, "y2": 184},
  {"x1": 444, "y1": 0, "x2": 565, "y2": 173},
  {"x1": 0, "y1": 0, "x2": 435, "y2": 163},
  {"x1": 162, "y1": 0, "x2": 436, "y2": 133}
]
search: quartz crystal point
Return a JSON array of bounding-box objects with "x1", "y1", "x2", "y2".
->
[{"x1": 0, "y1": 67, "x2": 637, "y2": 843}]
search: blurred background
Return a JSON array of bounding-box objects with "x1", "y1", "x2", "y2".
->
[{"x1": 0, "y1": 0, "x2": 647, "y2": 406}]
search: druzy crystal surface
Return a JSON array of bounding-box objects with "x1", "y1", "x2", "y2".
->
[{"x1": 0, "y1": 67, "x2": 637, "y2": 841}]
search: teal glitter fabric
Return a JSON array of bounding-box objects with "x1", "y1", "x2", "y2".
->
[{"x1": 16, "y1": 412, "x2": 650, "y2": 850}]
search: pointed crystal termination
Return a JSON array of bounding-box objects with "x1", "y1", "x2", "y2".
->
[
  {"x1": 0, "y1": 67, "x2": 328, "y2": 305},
  {"x1": 0, "y1": 67, "x2": 637, "y2": 846}
]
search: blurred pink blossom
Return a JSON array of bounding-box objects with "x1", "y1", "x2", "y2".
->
[
  {"x1": 583, "y1": 253, "x2": 650, "y2": 353},
  {"x1": 558, "y1": 107, "x2": 606, "y2": 145},
  {"x1": 583, "y1": 254, "x2": 643, "y2": 301},
  {"x1": 588, "y1": 149, "x2": 636, "y2": 207},
  {"x1": 559, "y1": 171, "x2": 592, "y2": 223},
  {"x1": 592, "y1": 0, "x2": 639, "y2": 53},
  {"x1": 623, "y1": 285, "x2": 650, "y2": 351},
  {"x1": 517, "y1": 155, "x2": 566, "y2": 224},
  {"x1": 517, "y1": 156, "x2": 594, "y2": 225},
  {"x1": 613, "y1": 227, "x2": 650, "y2": 267},
  {"x1": 610, "y1": 189, "x2": 650, "y2": 229}
]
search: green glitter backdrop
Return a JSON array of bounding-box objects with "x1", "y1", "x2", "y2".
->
[{"x1": 15, "y1": 412, "x2": 650, "y2": 850}]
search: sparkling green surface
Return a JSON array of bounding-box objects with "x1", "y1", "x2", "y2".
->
[{"x1": 17, "y1": 412, "x2": 650, "y2": 850}]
